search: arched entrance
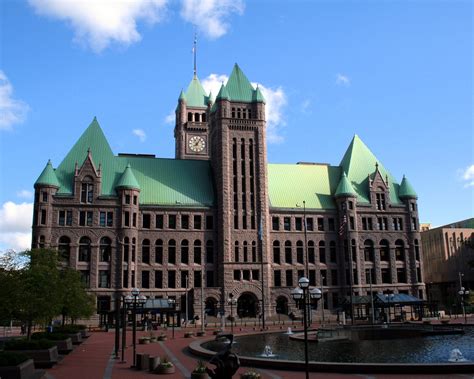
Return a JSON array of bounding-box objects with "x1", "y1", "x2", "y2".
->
[
  {"x1": 237, "y1": 292, "x2": 259, "y2": 318},
  {"x1": 276, "y1": 296, "x2": 289, "y2": 315},
  {"x1": 205, "y1": 297, "x2": 218, "y2": 317}
]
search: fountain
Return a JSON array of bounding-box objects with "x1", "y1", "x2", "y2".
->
[
  {"x1": 260, "y1": 345, "x2": 276, "y2": 357},
  {"x1": 285, "y1": 327, "x2": 293, "y2": 335},
  {"x1": 449, "y1": 349, "x2": 468, "y2": 363}
]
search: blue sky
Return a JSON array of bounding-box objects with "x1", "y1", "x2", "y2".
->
[{"x1": 0, "y1": 0, "x2": 472, "y2": 251}]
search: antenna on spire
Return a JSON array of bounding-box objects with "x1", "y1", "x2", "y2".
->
[{"x1": 193, "y1": 31, "x2": 197, "y2": 78}]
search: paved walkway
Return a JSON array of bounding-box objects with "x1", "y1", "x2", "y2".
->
[{"x1": 43, "y1": 320, "x2": 474, "y2": 379}]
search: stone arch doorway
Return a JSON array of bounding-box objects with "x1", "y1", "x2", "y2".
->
[
  {"x1": 237, "y1": 292, "x2": 259, "y2": 318},
  {"x1": 276, "y1": 296, "x2": 289, "y2": 315},
  {"x1": 205, "y1": 297, "x2": 218, "y2": 317}
]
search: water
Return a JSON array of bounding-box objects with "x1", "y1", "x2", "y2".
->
[{"x1": 203, "y1": 327, "x2": 474, "y2": 364}]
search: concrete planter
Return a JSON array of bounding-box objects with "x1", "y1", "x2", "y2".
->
[
  {"x1": 155, "y1": 364, "x2": 175, "y2": 374},
  {"x1": 0, "y1": 359, "x2": 35, "y2": 379},
  {"x1": 6, "y1": 346, "x2": 59, "y2": 368},
  {"x1": 67, "y1": 332, "x2": 83, "y2": 345},
  {"x1": 53, "y1": 338, "x2": 73, "y2": 354},
  {"x1": 184, "y1": 332, "x2": 194, "y2": 338}
]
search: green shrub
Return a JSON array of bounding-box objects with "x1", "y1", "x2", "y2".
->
[
  {"x1": 53, "y1": 324, "x2": 86, "y2": 333},
  {"x1": 31, "y1": 332, "x2": 70, "y2": 341},
  {"x1": 0, "y1": 351, "x2": 29, "y2": 367},
  {"x1": 5, "y1": 338, "x2": 55, "y2": 350}
]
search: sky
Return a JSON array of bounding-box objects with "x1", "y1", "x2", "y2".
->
[{"x1": 0, "y1": 0, "x2": 472, "y2": 252}]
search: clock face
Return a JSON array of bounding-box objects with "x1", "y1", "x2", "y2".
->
[{"x1": 188, "y1": 136, "x2": 206, "y2": 152}]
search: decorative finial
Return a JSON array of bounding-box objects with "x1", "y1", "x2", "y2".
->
[
  {"x1": 193, "y1": 31, "x2": 197, "y2": 78},
  {"x1": 375, "y1": 162, "x2": 379, "y2": 170}
]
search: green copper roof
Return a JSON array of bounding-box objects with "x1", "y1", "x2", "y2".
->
[
  {"x1": 226, "y1": 64, "x2": 255, "y2": 102},
  {"x1": 268, "y1": 164, "x2": 341, "y2": 209},
  {"x1": 253, "y1": 85, "x2": 265, "y2": 103},
  {"x1": 183, "y1": 76, "x2": 209, "y2": 108},
  {"x1": 216, "y1": 83, "x2": 230, "y2": 100},
  {"x1": 340, "y1": 135, "x2": 402, "y2": 205},
  {"x1": 179, "y1": 90, "x2": 186, "y2": 101},
  {"x1": 35, "y1": 160, "x2": 60, "y2": 188},
  {"x1": 399, "y1": 175, "x2": 417, "y2": 198},
  {"x1": 53, "y1": 118, "x2": 214, "y2": 207},
  {"x1": 116, "y1": 164, "x2": 140, "y2": 190},
  {"x1": 208, "y1": 91, "x2": 215, "y2": 104},
  {"x1": 335, "y1": 172, "x2": 357, "y2": 197}
]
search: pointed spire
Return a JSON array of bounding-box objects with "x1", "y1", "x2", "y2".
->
[
  {"x1": 216, "y1": 83, "x2": 230, "y2": 100},
  {"x1": 116, "y1": 163, "x2": 140, "y2": 190},
  {"x1": 226, "y1": 63, "x2": 255, "y2": 102},
  {"x1": 335, "y1": 172, "x2": 357, "y2": 198},
  {"x1": 193, "y1": 32, "x2": 197, "y2": 78},
  {"x1": 399, "y1": 175, "x2": 417, "y2": 199},
  {"x1": 253, "y1": 85, "x2": 265, "y2": 103},
  {"x1": 35, "y1": 160, "x2": 60, "y2": 188},
  {"x1": 179, "y1": 89, "x2": 186, "y2": 102},
  {"x1": 208, "y1": 91, "x2": 214, "y2": 104}
]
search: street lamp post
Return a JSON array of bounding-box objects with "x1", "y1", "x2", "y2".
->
[
  {"x1": 228, "y1": 293, "x2": 237, "y2": 335},
  {"x1": 121, "y1": 295, "x2": 127, "y2": 363},
  {"x1": 124, "y1": 288, "x2": 147, "y2": 368},
  {"x1": 458, "y1": 287, "x2": 470, "y2": 325},
  {"x1": 291, "y1": 277, "x2": 322, "y2": 379},
  {"x1": 167, "y1": 298, "x2": 176, "y2": 339},
  {"x1": 320, "y1": 277, "x2": 325, "y2": 326}
]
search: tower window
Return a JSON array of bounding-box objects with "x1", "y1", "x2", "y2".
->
[
  {"x1": 188, "y1": 112, "x2": 192, "y2": 121},
  {"x1": 81, "y1": 181, "x2": 94, "y2": 203}
]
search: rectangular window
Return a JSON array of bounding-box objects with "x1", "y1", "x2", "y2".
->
[
  {"x1": 181, "y1": 271, "x2": 189, "y2": 288},
  {"x1": 206, "y1": 271, "x2": 214, "y2": 287},
  {"x1": 123, "y1": 270, "x2": 129, "y2": 288},
  {"x1": 368, "y1": 218, "x2": 373, "y2": 230},
  {"x1": 328, "y1": 218, "x2": 335, "y2": 231},
  {"x1": 168, "y1": 214, "x2": 176, "y2": 229},
  {"x1": 40, "y1": 209, "x2": 47, "y2": 225},
  {"x1": 124, "y1": 211, "x2": 130, "y2": 227},
  {"x1": 59, "y1": 210, "x2": 65, "y2": 226},
  {"x1": 206, "y1": 215, "x2": 214, "y2": 230},
  {"x1": 306, "y1": 217, "x2": 314, "y2": 231},
  {"x1": 168, "y1": 270, "x2": 176, "y2": 288},
  {"x1": 156, "y1": 214, "x2": 164, "y2": 229},
  {"x1": 234, "y1": 270, "x2": 241, "y2": 281},
  {"x1": 80, "y1": 270, "x2": 90, "y2": 287},
  {"x1": 132, "y1": 213, "x2": 137, "y2": 227},
  {"x1": 317, "y1": 218, "x2": 324, "y2": 231},
  {"x1": 412, "y1": 217, "x2": 417, "y2": 231},
  {"x1": 143, "y1": 214, "x2": 151, "y2": 229},
  {"x1": 42, "y1": 191, "x2": 48, "y2": 202},
  {"x1": 86, "y1": 211, "x2": 93, "y2": 226},
  {"x1": 98, "y1": 270, "x2": 110, "y2": 288},
  {"x1": 181, "y1": 245, "x2": 189, "y2": 264},
  {"x1": 331, "y1": 269, "x2": 338, "y2": 285},
  {"x1": 309, "y1": 270, "x2": 316, "y2": 286},
  {"x1": 100, "y1": 211, "x2": 106, "y2": 227},
  {"x1": 272, "y1": 217, "x2": 280, "y2": 231},
  {"x1": 194, "y1": 271, "x2": 202, "y2": 288},
  {"x1": 295, "y1": 217, "x2": 303, "y2": 231},
  {"x1": 396, "y1": 268, "x2": 406, "y2": 283},
  {"x1": 252, "y1": 270, "x2": 259, "y2": 281},
  {"x1": 362, "y1": 217, "x2": 368, "y2": 230},
  {"x1": 66, "y1": 211, "x2": 73, "y2": 226},
  {"x1": 350, "y1": 216, "x2": 355, "y2": 230},
  {"x1": 155, "y1": 271, "x2": 163, "y2": 288},
  {"x1": 194, "y1": 215, "x2": 202, "y2": 229},
  {"x1": 142, "y1": 271, "x2": 150, "y2": 288},
  {"x1": 243, "y1": 270, "x2": 250, "y2": 280},
  {"x1": 381, "y1": 268, "x2": 391, "y2": 284},
  {"x1": 79, "y1": 211, "x2": 86, "y2": 226},
  {"x1": 274, "y1": 270, "x2": 281, "y2": 287},
  {"x1": 283, "y1": 217, "x2": 291, "y2": 231},
  {"x1": 286, "y1": 270, "x2": 293, "y2": 287},
  {"x1": 125, "y1": 194, "x2": 131, "y2": 204},
  {"x1": 321, "y1": 269, "x2": 327, "y2": 286},
  {"x1": 181, "y1": 215, "x2": 189, "y2": 229},
  {"x1": 81, "y1": 183, "x2": 93, "y2": 203},
  {"x1": 107, "y1": 212, "x2": 113, "y2": 227},
  {"x1": 133, "y1": 196, "x2": 137, "y2": 205}
]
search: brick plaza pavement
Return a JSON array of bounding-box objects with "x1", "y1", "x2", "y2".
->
[{"x1": 43, "y1": 321, "x2": 474, "y2": 379}]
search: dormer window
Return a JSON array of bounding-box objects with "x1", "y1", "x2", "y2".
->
[
  {"x1": 81, "y1": 176, "x2": 94, "y2": 203},
  {"x1": 375, "y1": 191, "x2": 386, "y2": 210}
]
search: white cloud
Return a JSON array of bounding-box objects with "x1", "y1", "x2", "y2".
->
[
  {"x1": 28, "y1": 0, "x2": 168, "y2": 52},
  {"x1": 201, "y1": 73, "x2": 287, "y2": 143},
  {"x1": 164, "y1": 111, "x2": 175, "y2": 125},
  {"x1": 0, "y1": 71, "x2": 29, "y2": 131},
  {"x1": 181, "y1": 0, "x2": 244, "y2": 39},
  {"x1": 0, "y1": 202, "x2": 33, "y2": 252},
  {"x1": 132, "y1": 128, "x2": 146, "y2": 142},
  {"x1": 336, "y1": 73, "x2": 350, "y2": 86},
  {"x1": 17, "y1": 190, "x2": 33, "y2": 199},
  {"x1": 461, "y1": 164, "x2": 474, "y2": 187}
]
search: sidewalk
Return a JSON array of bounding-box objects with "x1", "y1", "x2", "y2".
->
[{"x1": 44, "y1": 321, "x2": 474, "y2": 379}]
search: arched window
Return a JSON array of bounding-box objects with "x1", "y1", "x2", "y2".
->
[
  {"x1": 194, "y1": 240, "x2": 202, "y2": 264},
  {"x1": 202, "y1": 113, "x2": 206, "y2": 122},
  {"x1": 194, "y1": 112, "x2": 200, "y2": 122},
  {"x1": 142, "y1": 239, "x2": 150, "y2": 264},
  {"x1": 188, "y1": 112, "x2": 192, "y2": 121},
  {"x1": 395, "y1": 240, "x2": 405, "y2": 261},
  {"x1": 364, "y1": 240, "x2": 375, "y2": 262},
  {"x1": 351, "y1": 239, "x2": 357, "y2": 262},
  {"x1": 276, "y1": 296, "x2": 289, "y2": 315},
  {"x1": 414, "y1": 239, "x2": 420, "y2": 261},
  {"x1": 234, "y1": 241, "x2": 239, "y2": 262},
  {"x1": 284, "y1": 241, "x2": 292, "y2": 264},
  {"x1": 78, "y1": 237, "x2": 91, "y2": 262},
  {"x1": 273, "y1": 241, "x2": 280, "y2": 264},
  {"x1": 380, "y1": 239, "x2": 390, "y2": 262},
  {"x1": 168, "y1": 239, "x2": 176, "y2": 264},
  {"x1": 123, "y1": 237, "x2": 130, "y2": 262},
  {"x1": 296, "y1": 240, "x2": 304, "y2": 264},
  {"x1": 181, "y1": 239, "x2": 189, "y2": 264},
  {"x1": 243, "y1": 241, "x2": 248, "y2": 262},
  {"x1": 58, "y1": 236, "x2": 71, "y2": 262},
  {"x1": 206, "y1": 240, "x2": 214, "y2": 263},
  {"x1": 155, "y1": 239, "x2": 163, "y2": 264},
  {"x1": 80, "y1": 175, "x2": 94, "y2": 203},
  {"x1": 329, "y1": 241, "x2": 337, "y2": 263},
  {"x1": 319, "y1": 241, "x2": 326, "y2": 263},
  {"x1": 99, "y1": 237, "x2": 112, "y2": 262},
  {"x1": 132, "y1": 237, "x2": 136, "y2": 261},
  {"x1": 308, "y1": 240, "x2": 315, "y2": 263},
  {"x1": 252, "y1": 241, "x2": 257, "y2": 262}
]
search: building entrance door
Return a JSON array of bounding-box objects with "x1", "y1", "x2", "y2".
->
[{"x1": 237, "y1": 293, "x2": 258, "y2": 318}]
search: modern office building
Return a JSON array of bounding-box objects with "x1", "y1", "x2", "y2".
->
[{"x1": 32, "y1": 64, "x2": 425, "y2": 320}]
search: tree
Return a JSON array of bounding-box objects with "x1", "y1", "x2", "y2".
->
[{"x1": 59, "y1": 268, "x2": 95, "y2": 325}]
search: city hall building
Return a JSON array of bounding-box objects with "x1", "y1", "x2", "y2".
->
[{"x1": 32, "y1": 64, "x2": 425, "y2": 321}]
